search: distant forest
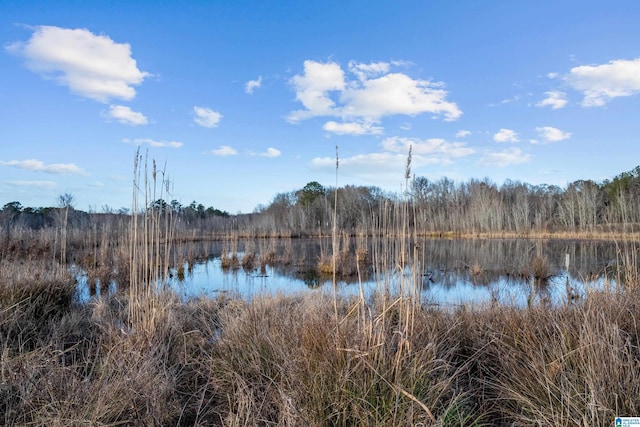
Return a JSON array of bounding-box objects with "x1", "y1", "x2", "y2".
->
[{"x1": 3, "y1": 165, "x2": 640, "y2": 237}]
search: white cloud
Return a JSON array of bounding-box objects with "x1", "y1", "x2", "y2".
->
[
  {"x1": 311, "y1": 152, "x2": 413, "y2": 174},
  {"x1": 123, "y1": 138, "x2": 183, "y2": 148},
  {"x1": 456, "y1": 130, "x2": 471, "y2": 138},
  {"x1": 479, "y1": 148, "x2": 531, "y2": 167},
  {"x1": 104, "y1": 105, "x2": 148, "y2": 125},
  {"x1": 534, "y1": 126, "x2": 572, "y2": 143},
  {"x1": 260, "y1": 147, "x2": 281, "y2": 158},
  {"x1": 341, "y1": 72, "x2": 462, "y2": 121},
  {"x1": 245, "y1": 76, "x2": 262, "y2": 94},
  {"x1": 0, "y1": 159, "x2": 87, "y2": 175},
  {"x1": 211, "y1": 146, "x2": 237, "y2": 156},
  {"x1": 287, "y1": 60, "x2": 461, "y2": 124},
  {"x1": 310, "y1": 135, "x2": 474, "y2": 181},
  {"x1": 287, "y1": 60, "x2": 345, "y2": 122},
  {"x1": 565, "y1": 58, "x2": 640, "y2": 106},
  {"x1": 4, "y1": 180, "x2": 57, "y2": 189},
  {"x1": 493, "y1": 128, "x2": 519, "y2": 143},
  {"x1": 381, "y1": 136, "x2": 475, "y2": 160},
  {"x1": 193, "y1": 106, "x2": 222, "y2": 128},
  {"x1": 537, "y1": 91, "x2": 568, "y2": 109},
  {"x1": 6, "y1": 26, "x2": 149, "y2": 103},
  {"x1": 323, "y1": 120, "x2": 383, "y2": 135}
]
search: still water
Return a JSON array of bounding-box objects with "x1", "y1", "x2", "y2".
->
[{"x1": 77, "y1": 238, "x2": 629, "y2": 307}]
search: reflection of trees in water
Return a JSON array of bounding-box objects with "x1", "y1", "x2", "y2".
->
[
  {"x1": 174, "y1": 237, "x2": 626, "y2": 292},
  {"x1": 412, "y1": 238, "x2": 619, "y2": 287}
]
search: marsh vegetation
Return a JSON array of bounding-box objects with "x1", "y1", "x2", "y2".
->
[{"x1": 2, "y1": 152, "x2": 640, "y2": 425}]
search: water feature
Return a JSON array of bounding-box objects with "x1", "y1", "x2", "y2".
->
[
  {"x1": 74, "y1": 237, "x2": 628, "y2": 306},
  {"x1": 154, "y1": 237, "x2": 624, "y2": 307}
]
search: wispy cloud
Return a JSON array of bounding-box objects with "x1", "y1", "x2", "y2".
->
[
  {"x1": 260, "y1": 147, "x2": 281, "y2": 158},
  {"x1": 6, "y1": 26, "x2": 149, "y2": 103},
  {"x1": 381, "y1": 136, "x2": 475, "y2": 160},
  {"x1": 193, "y1": 106, "x2": 222, "y2": 128},
  {"x1": 456, "y1": 130, "x2": 471, "y2": 138},
  {"x1": 3, "y1": 180, "x2": 58, "y2": 189},
  {"x1": 123, "y1": 138, "x2": 183, "y2": 148},
  {"x1": 311, "y1": 152, "x2": 414, "y2": 174},
  {"x1": 104, "y1": 105, "x2": 148, "y2": 125},
  {"x1": 493, "y1": 128, "x2": 519, "y2": 143},
  {"x1": 323, "y1": 120, "x2": 383, "y2": 135},
  {"x1": 536, "y1": 91, "x2": 568, "y2": 109},
  {"x1": 534, "y1": 126, "x2": 572, "y2": 143},
  {"x1": 310, "y1": 135, "x2": 474, "y2": 181},
  {"x1": 211, "y1": 145, "x2": 237, "y2": 156},
  {"x1": 564, "y1": 57, "x2": 640, "y2": 106},
  {"x1": 479, "y1": 148, "x2": 531, "y2": 167},
  {"x1": 490, "y1": 94, "x2": 522, "y2": 106},
  {"x1": 287, "y1": 60, "x2": 462, "y2": 125},
  {"x1": 0, "y1": 159, "x2": 87, "y2": 175},
  {"x1": 348, "y1": 60, "x2": 391, "y2": 81},
  {"x1": 245, "y1": 76, "x2": 262, "y2": 94}
]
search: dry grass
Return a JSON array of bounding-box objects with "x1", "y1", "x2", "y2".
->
[{"x1": 2, "y1": 260, "x2": 640, "y2": 425}]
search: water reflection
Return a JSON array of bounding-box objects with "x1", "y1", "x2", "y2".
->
[
  {"x1": 165, "y1": 238, "x2": 623, "y2": 307},
  {"x1": 76, "y1": 237, "x2": 629, "y2": 307}
]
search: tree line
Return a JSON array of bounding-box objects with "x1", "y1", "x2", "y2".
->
[
  {"x1": 241, "y1": 165, "x2": 640, "y2": 236},
  {"x1": 3, "y1": 166, "x2": 640, "y2": 237},
  {"x1": 0, "y1": 197, "x2": 229, "y2": 233}
]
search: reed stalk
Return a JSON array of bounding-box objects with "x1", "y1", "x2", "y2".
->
[
  {"x1": 128, "y1": 149, "x2": 175, "y2": 331},
  {"x1": 332, "y1": 145, "x2": 339, "y2": 323}
]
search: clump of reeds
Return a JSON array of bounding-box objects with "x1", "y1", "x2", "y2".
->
[
  {"x1": 611, "y1": 240, "x2": 640, "y2": 291},
  {"x1": 241, "y1": 251, "x2": 256, "y2": 271},
  {"x1": 531, "y1": 254, "x2": 550, "y2": 279},
  {"x1": 220, "y1": 251, "x2": 240, "y2": 270},
  {"x1": 464, "y1": 290, "x2": 640, "y2": 424},
  {"x1": 0, "y1": 259, "x2": 76, "y2": 352},
  {"x1": 220, "y1": 233, "x2": 240, "y2": 270},
  {"x1": 127, "y1": 149, "x2": 178, "y2": 332},
  {"x1": 257, "y1": 238, "x2": 277, "y2": 270},
  {"x1": 316, "y1": 250, "x2": 359, "y2": 278},
  {"x1": 241, "y1": 238, "x2": 256, "y2": 271},
  {"x1": 208, "y1": 293, "x2": 476, "y2": 425},
  {"x1": 469, "y1": 261, "x2": 483, "y2": 277}
]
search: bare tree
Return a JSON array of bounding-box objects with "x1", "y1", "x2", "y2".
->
[{"x1": 55, "y1": 193, "x2": 75, "y2": 265}]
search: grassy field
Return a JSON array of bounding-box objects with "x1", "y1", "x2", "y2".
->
[{"x1": 1, "y1": 256, "x2": 639, "y2": 426}]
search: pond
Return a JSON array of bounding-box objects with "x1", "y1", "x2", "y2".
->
[{"x1": 76, "y1": 237, "x2": 630, "y2": 307}]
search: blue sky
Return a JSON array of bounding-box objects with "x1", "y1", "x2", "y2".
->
[{"x1": 2, "y1": 1, "x2": 640, "y2": 213}]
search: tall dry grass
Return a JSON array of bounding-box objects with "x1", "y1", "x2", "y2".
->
[
  {"x1": 128, "y1": 149, "x2": 176, "y2": 332},
  {"x1": 2, "y1": 262, "x2": 640, "y2": 425}
]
